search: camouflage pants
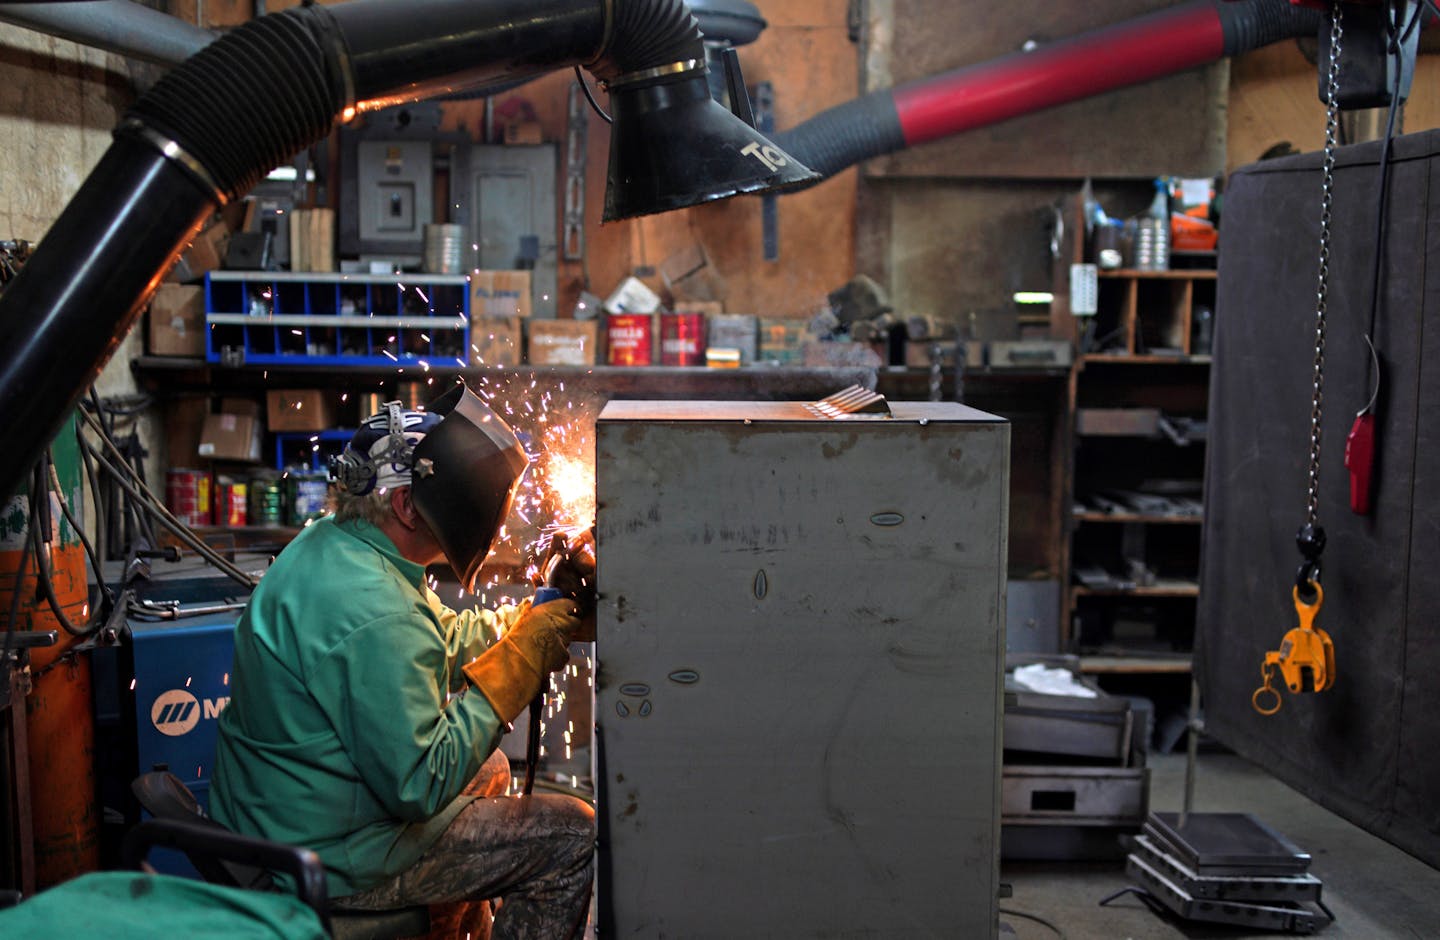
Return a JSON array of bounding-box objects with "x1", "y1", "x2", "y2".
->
[{"x1": 334, "y1": 748, "x2": 594, "y2": 940}]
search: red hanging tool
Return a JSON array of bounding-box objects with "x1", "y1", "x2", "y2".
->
[{"x1": 1345, "y1": 412, "x2": 1375, "y2": 515}]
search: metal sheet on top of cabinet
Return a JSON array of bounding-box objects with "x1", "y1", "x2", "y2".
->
[{"x1": 595, "y1": 400, "x2": 1009, "y2": 939}]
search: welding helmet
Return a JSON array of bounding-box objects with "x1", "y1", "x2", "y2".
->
[{"x1": 330, "y1": 384, "x2": 529, "y2": 589}]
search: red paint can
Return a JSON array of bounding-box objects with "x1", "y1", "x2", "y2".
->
[
  {"x1": 165, "y1": 469, "x2": 211, "y2": 528},
  {"x1": 607, "y1": 314, "x2": 652, "y2": 366},
  {"x1": 661, "y1": 313, "x2": 706, "y2": 366},
  {"x1": 214, "y1": 477, "x2": 248, "y2": 527}
]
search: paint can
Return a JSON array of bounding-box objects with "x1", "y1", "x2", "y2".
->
[
  {"x1": 213, "y1": 476, "x2": 248, "y2": 527},
  {"x1": 249, "y1": 474, "x2": 284, "y2": 526},
  {"x1": 660, "y1": 313, "x2": 706, "y2": 366},
  {"x1": 606, "y1": 314, "x2": 652, "y2": 366},
  {"x1": 165, "y1": 469, "x2": 211, "y2": 528},
  {"x1": 284, "y1": 473, "x2": 330, "y2": 526}
]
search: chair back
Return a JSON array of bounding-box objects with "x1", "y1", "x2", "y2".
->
[{"x1": 130, "y1": 771, "x2": 269, "y2": 889}]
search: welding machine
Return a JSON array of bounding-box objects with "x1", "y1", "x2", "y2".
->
[{"x1": 93, "y1": 579, "x2": 249, "y2": 874}]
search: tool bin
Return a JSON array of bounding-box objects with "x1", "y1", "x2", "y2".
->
[{"x1": 204, "y1": 271, "x2": 470, "y2": 367}]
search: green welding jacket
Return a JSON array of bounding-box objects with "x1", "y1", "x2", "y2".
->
[{"x1": 211, "y1": 516, "x2": 512, "y2": 898}]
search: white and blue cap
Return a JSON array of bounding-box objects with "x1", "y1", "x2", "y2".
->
[
  {"x1": 330, "y1": 384, "x2": 529, "y2": 589},
  {"x1": 330, "y1": 402, "x2": 444, "y2": 497}
]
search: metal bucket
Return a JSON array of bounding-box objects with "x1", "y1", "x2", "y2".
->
[
  {"x1": 422, "y1": 223, "x2": 466, "y2": 274},
  {"x1": 213, "y1": 477, "x2": 248, "y2": 527},
  {"x1": 284, "y1": 473, "x2": 330, "y2": 526},
  {"x1": 607, "y1": 314, "x2": 653, "y2": 366},
  {"x1": 660, "y1": 313, "x2": 705, "y2": 366},
  {"x1": 249, "y1": 474, "x2": 283, "y2": 526}
]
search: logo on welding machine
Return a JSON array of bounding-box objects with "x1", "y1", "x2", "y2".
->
[{"x1": 151, "y1": 689, "x2": 202, "y2": 737}]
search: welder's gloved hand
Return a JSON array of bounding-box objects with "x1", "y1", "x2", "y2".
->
[
  {"x1": 462, "y1": 599, "x2": 581, "y2": 725},
  {"x1": 540, "y1": 528, "x2": 597, "y2": 641}
]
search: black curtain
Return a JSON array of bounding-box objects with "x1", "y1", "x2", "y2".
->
[{"x1": 1199, "y1": 128, "x2": 1440, "y2": 866}]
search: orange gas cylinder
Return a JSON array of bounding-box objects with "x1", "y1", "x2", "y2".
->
[{"x1": 0, "y1": 417, "x2": 99, "y2": 886}]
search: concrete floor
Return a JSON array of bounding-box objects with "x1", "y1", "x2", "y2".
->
[{"x1": 1000, "y1": 750, "x2": 1440, "y2": 939}]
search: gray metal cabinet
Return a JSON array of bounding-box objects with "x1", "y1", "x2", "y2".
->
[
  {"x1": 465, "y1": 144, "x2": 557, "y2": 317},
  {"x1": 595, "y1": 400, "x2": 1009, "y2": 938}
]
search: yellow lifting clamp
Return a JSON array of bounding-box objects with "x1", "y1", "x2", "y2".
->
[{"x1": 1252, "y1": 582, "x2": 1337, "y2": 716}]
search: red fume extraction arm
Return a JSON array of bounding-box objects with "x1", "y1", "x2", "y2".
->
[{"x1": 775, "y1": 0, "x2": 1322, "y2": 177}]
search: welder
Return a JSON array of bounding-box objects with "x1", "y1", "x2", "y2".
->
[{"x1": 210, "y1": 384, "x2": 595, "y2": 939}]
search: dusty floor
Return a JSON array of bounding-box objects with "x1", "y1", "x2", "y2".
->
[{"x1": 1000, "y1": 750, "x2": 1440, "y2": 939}]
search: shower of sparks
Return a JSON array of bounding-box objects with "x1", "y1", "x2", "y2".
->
[{"x1": 464, "y1": 371, "x2": 599, "y2": 588}]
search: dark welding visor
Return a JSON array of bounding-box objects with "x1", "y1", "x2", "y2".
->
[{"x1": 410, "y1": 385, "x2": 529, "y2": 591}]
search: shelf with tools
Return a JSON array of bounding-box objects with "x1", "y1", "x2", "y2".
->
[
  {"x1": 1086, "y1": 269, "x2": 1216, "y2": 361},
  {"x1": 1052, "y1": 191, "x2": 1215, "y2": 669}
]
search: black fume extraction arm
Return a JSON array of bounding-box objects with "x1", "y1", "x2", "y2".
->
[
  {"x1": 0, "y1": 0, "x2": 817, "y2": 504},
  {"x1": 0, "y1": 0, "x2": 1331, "y2": 504}
]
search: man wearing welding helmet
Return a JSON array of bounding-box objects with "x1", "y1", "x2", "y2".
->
[{"x1": 211, "y1": 383, "x2": 595, "y2": 939}]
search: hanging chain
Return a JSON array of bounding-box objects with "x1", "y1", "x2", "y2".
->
[{"x1": 1306, "y1": 3, "x2": 1344, "y2": 530}]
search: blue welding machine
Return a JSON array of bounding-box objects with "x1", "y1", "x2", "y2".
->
[{"x1": 94, "y1": 596, "x2": 244, "y2": 876}]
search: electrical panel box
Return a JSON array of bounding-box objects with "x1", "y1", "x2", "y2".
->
[
  {"x1": 357, "y1": 140, "x2": 434, "y2": 257},
  {"x1": 594, "y1": 400, "x2": 1009, "y2": 938}
]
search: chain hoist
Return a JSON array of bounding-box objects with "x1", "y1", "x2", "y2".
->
[{"x1": 1255, "y1": 2, "x2": 1343, "y2": 717}]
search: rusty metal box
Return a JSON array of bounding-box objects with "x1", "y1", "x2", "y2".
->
[{"x1": 595, "y1": 400, "x2": 1010, "y2": 938}]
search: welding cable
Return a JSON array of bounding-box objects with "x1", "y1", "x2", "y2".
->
[
  {"x1": 77, "y1": 435, "x2": 256, "y2": 589},
  {"x1": 75, "y1": 403, "x2": 109, "y2": 570},
  {"x1": 47, "y1": 451, "x2": 115, "y2": 621},
  {"x1": 773, "y1": 0, "x2": 1322, "y2": 181},
  {"x1": 78, "y1": 438, "x2": 256, "y2": 589},
  {"x1": 28, "y1": 461, "x2": 96, "y2": 637},
  {"x1": 82, "y1": 391, "x2": 157, "y2": 549},
  {"x1": 998, "y1": 907, "x2": 1067, "y2": 940},
  {"x1": 76, "y1": 416, "x2": 256, "y2": 588}
]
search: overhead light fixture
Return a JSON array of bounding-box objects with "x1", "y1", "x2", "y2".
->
[{"x1": 602, "y1": 62, "x2": 819, "y2": 222}]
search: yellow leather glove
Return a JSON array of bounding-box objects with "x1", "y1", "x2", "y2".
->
[{"x1": 462, "y1": 599, "x2": 580, "y2": 725}]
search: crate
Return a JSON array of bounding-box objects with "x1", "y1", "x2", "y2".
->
[{"x1": 205, "y1": 272, "x2": 471, "y2": 367}]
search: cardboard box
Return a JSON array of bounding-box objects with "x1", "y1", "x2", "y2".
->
[
  {"x1": 660, "y1": 243, "x2": 726, "y2": 303},
  {"x1": 471, "y1": 315, "x2": 524, "y2": 366},
  {"x1": 219, "y1": 396, "x2": 262, "y2": 419},
  {"x1": 472, "y1": 270, "x2": 533, "y2": 318},
  {"x1": 267, "y1": 389, "x2": 338, "y2": 432},
  {"x1": 177, "y1": 217, "x2": 231, "y2": 281},
  {"x1": 673, "y1": 301, "x2": 724, "y2": 317},
  {"x1": 527, "y1": 320, "x2": 597, "y2": 366},
  {"x1": 164, "y1": 394, "x2": 209, "y2": 476},
  {"x1": 197, "y1": 412, "x2": 263, "y2": 463},
  {"x1": 148, "y1": 284, "x2": 205, "y2": 357}
]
